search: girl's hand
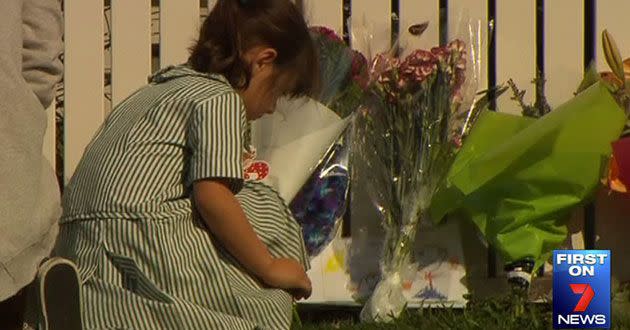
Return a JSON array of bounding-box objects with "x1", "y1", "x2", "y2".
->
[
  {"x1": 261, "y1": 258, "x2": 312, "y2": 300},
  {"x1": 193, "y1": 181, "x2": 311, "y2": 300}
]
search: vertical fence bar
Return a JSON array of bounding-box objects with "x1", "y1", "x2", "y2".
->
[
  {"x1": 43, "y1": 105, "x2": 56, "y2": 168},
  {"x1": 341, "y1": 0, "x2": 352, "y2": 239},
  {"x1": 536, "y1": 0, "x2": 544, "y2": 113},
  {"x1": 111, "y1": 0, "x2": 152, "y2": 107},
  {"x1": 544, "y1": 0, "x2": 585, "y2": 252},
  {"x1": 303, "y1": 0, "x2": 343, "y2": 33},
  {"x1": 448, "y1": 0, "x2": 489, "y2": 92},
  {"x1": 390, "y1": 0, "x2": 399, "y2": 46},
  {"x1": 111, "y1": 0, "x2": 151, "y2": 106},
  {"x1": 487, "y1": 0, "x2": 496, "y2": 112},
  {"x1": 159, "y1": 0, "x2": 200, "y2": 68},
  {"x1": 350, "y1": 0, "x2": 392, "y2": 56},
  {"x1": 446, "y1": 0, "x2": 491, "y2": 278},
  {"x1": 304, "y1": 0, "x2": 346, "y2": 242},
  {"x1": 486, "y1": 0, "x2": 498, "y2": 276},
  {"x1": 346, "y1": 0, "x2": 392, "y2": 302},
  {"x1": 544, "y1": 0, "x2": 583, "y2": 108},
  {"x1": 496, "y1": 1, "x2": 536, "y2": 115},
  {"x1": 342, "y1": 0, "x2": 351, "y2": 45},
  {"x1": 582, "y1": 0, "x2": 597, "y2": 251},
  {"x1": 63, "y1": 0, "x2": 105, "y2": 182},
  {"x1": 300, "y1": 0, "x2": 345, "y2": 303},
  {"x1": 439, "y1": 0, "x2": 448, "y2": 45},
  {"x1": 399, "y1": 0, "x2": 440, "y2": 52},
  {"x1": 347, "y1": 1, "x2": 393, "y2": 237}
]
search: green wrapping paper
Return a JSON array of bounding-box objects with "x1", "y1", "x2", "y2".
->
[{"x1": 430, "y1": 82, "x2": 627, "y2": 268}]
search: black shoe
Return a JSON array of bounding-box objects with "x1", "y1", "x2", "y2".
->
[
  {"x1": 504, "y1": 259, "x2": 535, "y2": 291},
  {"x1": 37, "y1": 257, "x2": 83, "y2": 330}
]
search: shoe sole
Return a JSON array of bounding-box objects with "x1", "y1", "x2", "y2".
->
[{"x1": 38, "y1": 258, "x2": 83, "y2": 330}]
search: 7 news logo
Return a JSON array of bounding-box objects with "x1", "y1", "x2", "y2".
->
[{"x1": 553, "y1": 250, "x2": 611, "y2": 329}]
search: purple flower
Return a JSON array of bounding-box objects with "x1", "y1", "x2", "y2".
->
[{"x1": 290, "y1": 159, "x2": 350, "y2": 256}]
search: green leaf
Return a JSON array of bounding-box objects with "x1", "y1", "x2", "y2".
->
[{"x1": 576, "y1": 63, "x2": 602, "y2": 94}]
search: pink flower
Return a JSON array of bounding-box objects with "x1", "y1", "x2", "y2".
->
[
  {"x1": 396, "y1": 78, "x2": 407, "y2": 90},
  {"x1": 371, "y1": 53, "x2": 399, "y2": 74},
  {"x1": 419, "y1": 63, "x2": 436, "y2": 77},
  {"x1": 452, "y1": 135, "x2": 463, "y2": 149},
  {"x1": 369, "y1": 54, "x2": 400, "y2": 103},
  {"x1": 453, "y1": 68, "x2": 466, "y2": 88},
  {"x1": 447, "y1": 39, "x2": 465, "y2": 53},
  {"x1": 371, "y1": 53, "x2": 400, "y2": 87},
  {"x1": 403, "y1": 50, "x2": 437, "y2": 66},
  {"x1": 456, "y1": 57, "x2": 466, "y2": 70},
  {"x1": 400, "y1": 50, "x2": 437, "y2": 84},
  {"x1": 430, "y1": 46, "x2": 450, "y2": 62},
  {"x1": 377, "y1": 72, "x2": 393, "y2": 84}
]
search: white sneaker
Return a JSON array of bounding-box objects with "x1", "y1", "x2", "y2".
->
[
  {"x1": 37, "y1": 258, "x2": 82, "y2": 330},
  {"x1": 504, "y1": 259, "x2": 535, "y2": 291}
]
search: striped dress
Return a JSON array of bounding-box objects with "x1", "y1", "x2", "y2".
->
[{"x1": 54, "y1": 65, "x2": 309, "y2": 330}]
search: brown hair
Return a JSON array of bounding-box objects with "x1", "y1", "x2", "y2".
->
[{"x1": 189, "y1": 0, "x2": 318, "y2": 98}]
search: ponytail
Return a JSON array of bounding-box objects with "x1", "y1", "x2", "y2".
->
[
  {"x1": 189, "y1": 0, "x2": 250, "y2": 88},
  {"x1": 189, "y1": 0, "x2": 318, "y2": 97}
]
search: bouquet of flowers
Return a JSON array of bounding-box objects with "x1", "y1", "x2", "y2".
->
[
  {"x1": 598, "y1": 30, "x2": 630, "y2": 194},
  {"x1": 429, "y1": 30, "x2": 630, "y2": 288},
  {"x1": 289, "y1": 126, "x2": 351, "y2": 256},
  {"x1": 354, "y1": 30, "x2": 482, "y2": 320},
  {"x1": 309, "y1": 26, "x2": 369, "y2": 118},
  {"x1": 287, "y1": 27, "x2": 368, "y2": 257}
]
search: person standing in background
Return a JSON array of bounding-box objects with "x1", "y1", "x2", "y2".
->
[{"x1": 0, "y1": 0, "x2": 64, "y2": 328}]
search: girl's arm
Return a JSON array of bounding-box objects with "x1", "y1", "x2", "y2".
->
[{"x1": 193, "y1": 179, "x2": 311, "y2": 299}]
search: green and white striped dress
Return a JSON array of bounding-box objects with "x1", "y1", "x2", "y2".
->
[{"x1": 54, "y1": 65, "x2": 309, "y2": 330}]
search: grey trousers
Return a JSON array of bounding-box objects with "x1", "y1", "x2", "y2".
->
[{"x1": 0, "y1": 0, "x2": 63, "y2": 300}]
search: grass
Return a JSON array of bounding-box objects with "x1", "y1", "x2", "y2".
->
[{"x1": 294, "y1": 287, "x2": 630, "y2": 330}]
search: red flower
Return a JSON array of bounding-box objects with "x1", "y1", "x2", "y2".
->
[
  {"x1": 606, "y1": 136, "x2": 630, "y2": 193},
  {"x1": 350, "y1": 50, "x2": 369, "y2": 89},
  {"x1": 309, "y1": 26, "x2": 344, "y2": 44}
]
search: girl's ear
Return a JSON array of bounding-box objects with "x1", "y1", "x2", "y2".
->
[{"x1": 253, "y1": 47, "x2": 277, "y2": 69}]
